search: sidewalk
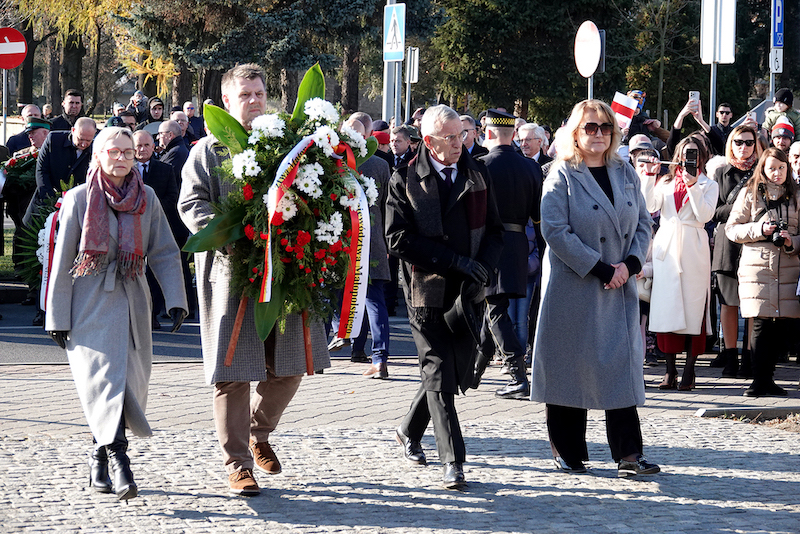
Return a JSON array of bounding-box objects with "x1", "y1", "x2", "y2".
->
[{"x1": 2, "y1": 356, "x2": 800, "y2": 533}]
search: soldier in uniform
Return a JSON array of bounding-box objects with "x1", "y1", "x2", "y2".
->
[{"x1": 474, "y1": 109, "x2": 542, "y2": 400}]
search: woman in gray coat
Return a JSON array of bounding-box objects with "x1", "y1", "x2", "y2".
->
[
  {"x1": 530, "y1": 100, "x2": 660, "y2": 477},
  {"x1": 46, "y1": 127, "x2": 188, "y2": 500}
]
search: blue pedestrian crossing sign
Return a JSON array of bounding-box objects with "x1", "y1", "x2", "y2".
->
[{"x1": 384, "y1": 4, "x2": 406, "y2": 62}]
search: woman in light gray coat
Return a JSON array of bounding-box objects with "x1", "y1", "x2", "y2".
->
[
  {"x1": 46, "y1": 127, "x2": 188, "y2": 500},
  {"x1": 531, "y1": 100, "x2": 659, "y2": 477}
]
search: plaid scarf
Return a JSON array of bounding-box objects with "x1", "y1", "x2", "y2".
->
[{"x1": 71, "y1": 166, "x2": 147, "y2": 280}]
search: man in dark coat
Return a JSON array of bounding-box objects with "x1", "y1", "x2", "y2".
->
[
  {"x1": 386, "y1": 105, "x2": 503, "y2": 489},
  {"x1": 158, "y1": 120, "x2": 190, "y2": 184},
  {"x1": 519, "y1": 123, "x2": 553, "y2": 167},
  {"x1": 6, "y1": 104, "x2": 41, "y2": 154},
  {"x1": 50, "y1": 89, "x2": 85, "y2": 131},
  {"x1": 460, "y1": 115, "x2": 488, "y2": 159},
  {"x1": 389, "y1": 125, "x2": 416, "y2": 172},
  {"x1": 23, "y1": 117, "x2": 96, "y2": 227},
  {"x1": 475, "y1": 109, "x2": 542, "y2": 400}
]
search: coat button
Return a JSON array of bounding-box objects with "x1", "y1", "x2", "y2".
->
[
  {"x1": 442, "y1": 234, "x2": 449, "y2": 241},
  {"x1": 627, "y1": 201, "x2": 632, "y2": 206},
  {"x1": 624, "y1": 233, "x2": 629, "y2": 238},
  {"x1": 593, "y1": 205, "x2": 599, "y2": 210},
  {"x1": 600, "y1": 237, "x2": 606, "y2": 243},
  {"x1": 432, "y1": 257, "x2": 438, "y2": 263}
]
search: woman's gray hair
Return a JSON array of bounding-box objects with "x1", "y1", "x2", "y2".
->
[
  {"x1": 420, "y1": 105, "x2": 460, "y2": 137},
  {"x1": 91, "y1": 126, "x2": 134, "y2": 167}
]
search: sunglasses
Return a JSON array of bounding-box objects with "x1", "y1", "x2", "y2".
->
[
  {"x1": 733, "y1": 139, "x2": 756, "y2": 147},
  {"x1": 718, "y1": 110, "x2": 732, "y2": 115},
  {"x1": 582, "y1": 122, "x2": 614, "y2": 136}
]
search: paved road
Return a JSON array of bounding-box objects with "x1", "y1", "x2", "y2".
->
[{"x1": 2, "y1": 341, "x2": 800, "y2": 533}]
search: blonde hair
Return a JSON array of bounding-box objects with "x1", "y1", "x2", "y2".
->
[
  {"x1": 555, "y1": 100, "x2": 622, "y2": 167},
  {"x1": 725, "y1": 124, "x2": 762, "y2": 163}
]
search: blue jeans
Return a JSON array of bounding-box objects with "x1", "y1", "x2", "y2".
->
[
  {"x1": 351, "y1": 280, "x2": 390, "y2": 364},
  {"x1": 508, "y1": 277, "x2": 537, "y2": 353}
]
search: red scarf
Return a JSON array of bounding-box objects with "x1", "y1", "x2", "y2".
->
[
  {"x1": 673, "y1": 167, "x2": 689, "y2": 213},
  {"x1": 71, "y1": 166, "x2": 147, "y2": 280},
  {"x1": 730, "y1": 152, "x2": 757, "y2": 172}
]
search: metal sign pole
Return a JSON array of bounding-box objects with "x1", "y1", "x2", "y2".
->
[
  {"x1": 405, "y1": 47, "x2": 412, "y2": 123},
  {"x1": 588, "y1": 76, "x2": 593, "y2": 100},
  {"x1": 3, "y1": 69, "x2": 7, "y2": 144},
  {"x1": 394, "y1": 61, "x2": 403, "y2": 126}
]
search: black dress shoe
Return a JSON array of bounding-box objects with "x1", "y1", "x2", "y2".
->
[
  {"x1": 442, "y1": 462, "x2": 466, "y2": 489},
  {"x1": 32, "y1": 310, "x2": 44, "y2": 327},
  {"x1": 553, "y1": 456, "x2": 587, "y2": 473},
  {"x1": 395, "y1": 427, "x2": 426, "y2": 465}
]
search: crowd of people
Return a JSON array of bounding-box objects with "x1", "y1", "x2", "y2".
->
[{"x1": 2, "y1": 75, "x2": 800, "y2": 498}]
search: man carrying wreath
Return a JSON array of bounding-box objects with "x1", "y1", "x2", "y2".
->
[{"x1": 179, "y1": 64, "x2": 330, "y2": 496}]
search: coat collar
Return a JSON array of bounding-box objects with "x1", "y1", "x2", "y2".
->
[{"x1": 414, "y1": 145, "x2": 478, "y2": 215}]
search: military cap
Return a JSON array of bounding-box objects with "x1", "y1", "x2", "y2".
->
[{"x1": 485, "y1": 109, "x2": 516, "y2": 127}]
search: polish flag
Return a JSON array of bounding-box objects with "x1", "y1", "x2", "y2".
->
[{"x1": 611, "y1": 92, "x2": 638, "y2": 129}]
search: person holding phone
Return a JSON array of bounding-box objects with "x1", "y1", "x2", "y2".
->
[
  {"x1": 725, "y1": 148, "x2": 800, "y2": 397},
  {"x1": 640, "y1": 134, "x2": 718, "y2": 390}
]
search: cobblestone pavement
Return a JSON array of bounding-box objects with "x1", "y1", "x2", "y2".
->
[{"x1": 2, "y1": 360, "x2": 800, "y2": 533}]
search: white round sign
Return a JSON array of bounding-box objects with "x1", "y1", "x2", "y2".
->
[{"x1": 574, "y1": 21, "x2": 602, "y2": 79}]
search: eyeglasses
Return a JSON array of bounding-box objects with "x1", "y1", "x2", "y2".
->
[
  {"x1": 717, "y1": 110, "x2": 732, "y2": 115},
  {"x1": 186, "y1": 106, "x2": 195, "y2": 110},
  {"x1": 430, "y1": 130, "x2": 469, "y2": 143},
  {"x1": 581, "y1": 122, "x2": 614, "y2": 136},
  {"x1": 105, "y1": 148, "x2": 136, "y2": 160},
  {"x1": 733, "y1": 139, "x2": 756, "y2": 147}
]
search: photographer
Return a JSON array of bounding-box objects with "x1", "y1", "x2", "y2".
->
[
  {"x1": 725, "y1": 147, "x2": 800, "y2": 397},
  {"x1": 640, "y1": 134, "x2": 718, "y2": 391}
]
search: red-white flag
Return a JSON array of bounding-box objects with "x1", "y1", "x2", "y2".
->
[{"x1": 611, "y1": 92, "x2": 638, "y2": 129}]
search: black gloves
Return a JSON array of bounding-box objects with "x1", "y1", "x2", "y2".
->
[
  {"x1": 169, "y1": 308, "x2": 188, "y2": 333},
  {"x1": 49, "y1": 331, "x2": 68, "y2": 349},
  {"x1": 451, "y1": 255, "x2": 490, "y2": 286}
]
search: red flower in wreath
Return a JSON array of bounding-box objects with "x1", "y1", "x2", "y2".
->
[{"x1": 243, "y1": 183, "x2": 254, "y2": 201}]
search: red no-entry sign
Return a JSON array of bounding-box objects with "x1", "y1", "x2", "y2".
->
[{"x1": 0, "y1": 28, "x2": 27, "y2": 70}]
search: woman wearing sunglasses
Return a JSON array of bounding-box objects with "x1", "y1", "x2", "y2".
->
[
  {"x1": 725, "y1": 148, "x2": 800, "y2": 397},
  {"x1": 641, "y1": 134, "x2": 718, "y2": 391},
  {"x1": 531, "y1": 100, "x2": 659, "y2": 477},
  {"x1": 709, "y1": 125, "x2": 763, "y2": 377},
  {"x1": 45, "y1": 127, "x2": 188, "y2": 500}
]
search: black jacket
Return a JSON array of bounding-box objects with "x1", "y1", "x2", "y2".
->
[
  {"x1": 142, "y1": 159, "x2": 190, "y2": 246},
  {"x1": 23, "y1": 131, "x2": 92, "y2": 225},
  {"x1": 159, "y1": 137, "x2": 190, "y2": 184}
]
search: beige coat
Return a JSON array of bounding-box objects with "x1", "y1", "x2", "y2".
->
[
  {"x1": 724, "y1": 187, "x2": 800, "y2": 319},
  {"x1": 640, "y1": 172, "x2": 718, "y2": 335}
]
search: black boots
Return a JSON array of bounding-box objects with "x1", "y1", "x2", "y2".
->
[
  {"x1": 88, "y1": 442, "x2": 113, "y2": 494},
  {"x1": 106, "y1": 419, "x2": 138, "y2": 500},
  {"x1": 495, "y1": 356, "x2": 530, "y2": 400},
  {"x1": 471, "y1": 351, "x2": 492, "y2": 389},
  {"x1": 720, "y1": 348, "x2": 739, "y2": 378}
]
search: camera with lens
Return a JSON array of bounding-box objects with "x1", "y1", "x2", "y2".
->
[{"x1": 771, "y1": 219, "x2": 788, "y2": 247}]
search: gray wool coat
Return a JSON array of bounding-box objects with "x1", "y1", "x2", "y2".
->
[
  {"x1": 45, "y1": 183, "x2": 188, "y2": 446},
  {"x1": 530, "y1": 159, "x2": 651, "y2": 410},
  {"x1": 179, "y1": 135, "x2": 330, "y2": 385}
]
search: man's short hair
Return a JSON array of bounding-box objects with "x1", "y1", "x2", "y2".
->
[
  {"x1": 160, "y1": 120, "x2": 182, "y2": 137},
  {"x1": 460, "y1": 115, "x2": 477, "y2": 129},
  {"x1": 717, "y1": 103, "x2": 732, "y2": 111},
  {"x1": 133, "y1": 130, "x2": 154, "y2": 144},
  {"x1": 348, "y1": 112, "x2": 372, "y2": 135},
  {"x1": 391, "y1": 125, "x2": 411, "y2": 140},
  {"x1": 64, "y1": 89, "x2": 83, "y2": 100},
  {"x1": 118, "y1": 110, "x2": 136, "y2": 119},
  {"x1": 420, "y1": 105, "x2": 459, "y2": 137},
  {"x1": 221, "y1": 64, "x2": 266, "y2": 94},
  {"x1": 518, "y1": 123, "x2": 544, "y2": 139},
  {"x1": 73, "y1": 117, "x2": 96, "y2": 131}
]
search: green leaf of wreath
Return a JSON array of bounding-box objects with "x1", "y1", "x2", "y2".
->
[
  {"x1": 203, "y1": 104, "x2": 249, "y2": 154},
  {"x1": 255, "y1": 282, "x2": 287, "y2": 341},
  {"x1": 355, "y1": 136, "x2": 378, "y2": 170},
  {"x1": 290, "y1": 63, "x2": 326, "y2": 125},
  {"x1": 182, "y1": 205, "x2": 246, "y2": 253}
]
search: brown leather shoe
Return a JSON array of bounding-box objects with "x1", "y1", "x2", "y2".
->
[
  {"x1": 228, "y1": 468, "x2": 260, "y2": 496},
  {"x1": 362, "y1": 362, "x2": 388, "y2": 379},
  {"x1": 250, "y1": 440, "x2": 282, "y2": 474}
]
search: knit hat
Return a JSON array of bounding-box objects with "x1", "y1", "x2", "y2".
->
[
  {"x1": 775, "y1": 88, "x2": 793, "y2": 107},
  {"x1": 772, "y1": 116, "x2": 795, "y2": 140},
  {"x1": 373, "y1": 130, "x2": 390, "y2": 144},
  {"x1": 372, "y1": 119, "x2": 389, "y2": 132}
]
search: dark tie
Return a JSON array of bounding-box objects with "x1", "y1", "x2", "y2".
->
[
  {"x1": 442, "y1": 167, "x2": 453, "y2": 190},
  {"x1": 143, "y1": 162, "x2": 149, "y2": 179}
]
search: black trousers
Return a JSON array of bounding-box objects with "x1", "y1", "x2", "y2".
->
[
  {"x1": 401, "y1": 384, "x2": 465, "y2": 464},
  {"x1": 750, "y1": 317, "x2": 791, "y2": 385},
  {"x1": 546, "y1": 404, "x2": 643, "y2": 464},
  {"x1": 480, "y1": 294, "x2": 524, "y2": 362}
]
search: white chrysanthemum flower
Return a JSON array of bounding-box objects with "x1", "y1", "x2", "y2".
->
[
  {"x1": 329, "y1": 211, "x2": 344, "y2": 234},
  {"x1": 263, "y1": 193, "x2": 271, "y2": 207},
  {"x1": 38, "y1": 228, "x2": 47, "y2": 246},
  {"x1": 251, "y1": 114, "x2": 286, "y2": 138},
  {"x1": 360, "y1": 175, "x2": 379, "y2": 206},
  {"x1": 314, "y1": 211, "x2": 345, "y2": 244},
  {"x1": 36, "y1": 245, "x2": 46, "y2": 265},
  {"x1": 311, "y1": 126, "x2": 340, "y2": 157},
  {"x1": 339, "y1": 194, "x2": 360, "y2": 210},
  {"x1": 248, "y1": 129, "x2": 264, "y2": 145},
  {"x1": 304, "y1": 98, "x2": 339, "y2": 125},
  {"x1": 231, "y1": 149, "x2": 260, "y2": 180},
  {"x1": 340, "y1": 123, "x2": 368, "y2": 157},
  {"x1": 277, "y1": 192, "x2": 298, "y2": 220}
]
